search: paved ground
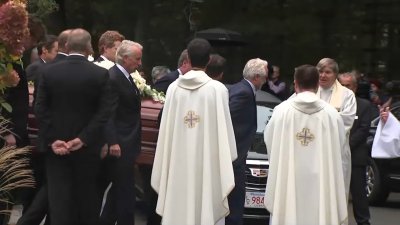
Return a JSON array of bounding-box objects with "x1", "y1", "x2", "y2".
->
[{"x1": 8, "y1": 193, "x2": 400, "y2": 225}]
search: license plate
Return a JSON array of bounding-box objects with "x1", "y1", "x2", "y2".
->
[{"x1": 244, "y1": 191, "x2": 265, "y2": 208}]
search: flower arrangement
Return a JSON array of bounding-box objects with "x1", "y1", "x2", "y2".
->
[
  {"x1": 0, "y1": 0, "x2": 29, "y2": 111},
  {"x1": 94, "y1": 60, "x2": 165, "y2": 103}
]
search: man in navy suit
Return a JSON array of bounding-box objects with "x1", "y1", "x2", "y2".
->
[
  {"x1": 99, "y1": 40, "x2": 142, "y2": 225},
  {"x1": 152, "y1": 49, "x2": 191, "y2": 93},
  {"x1": 227, "y1": 58, "x2": 269, "y2": 225},
  {"x1": 339, "y1": 72, "x2": 373, "y2": 225}
]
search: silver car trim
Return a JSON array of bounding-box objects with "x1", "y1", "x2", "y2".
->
[
  {"x1": 243, "y1": 214, "x2": 269, "y2": 219},
  {"x1": 389, "y1": 175, "x2": 400, "y2": 180},
  {"x1": 245, "y1": 187, "x2": 266, "y2": 191}
]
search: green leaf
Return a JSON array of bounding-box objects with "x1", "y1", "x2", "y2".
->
[
  {"x1": 6, "y1": 63, "x2": 13, "y2": 71},
  {"x1": 1, "y1": 102, "x2": 12, "y2": 113}
]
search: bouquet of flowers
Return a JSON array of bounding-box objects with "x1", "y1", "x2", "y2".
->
[{"x1": 94, "y1": 60, "x2": 165, "y2": 103}]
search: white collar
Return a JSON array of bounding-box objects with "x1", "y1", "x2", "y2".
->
[
  {"x1": 244, "y1": 78, "x2": 256, "y2": 96},
  {"x1": 116, "y1": 63, "x2": 131, "y2": 81},
  {"x1": 177, "y1": 68, "x2": 183, "y2": 75},
  {"x1": 58, "y1": 52, "x2": 68, "y2": 56},
  {"x1": 69, "y1": 53, "x2": 86, "y2": 57}
]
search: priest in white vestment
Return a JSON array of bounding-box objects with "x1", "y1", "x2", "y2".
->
[
  {"x1": 372, "y1": 106, "x2": 400, "y2": 158},
  {"x1": 264, "y1": 65, "x2": 348, "y2": 225},
  {"x1": 316, "y1": 58, "x2": 356, "y2": 197},
  {"x1": 151, "y1": 38, "x2": 237, "y2": 225}
]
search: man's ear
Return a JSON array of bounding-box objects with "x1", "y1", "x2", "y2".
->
[
  {"x1": 294, "y1": 79, "x2": 299, "y2": 93},
  {"x1": 65, "y1": 42, "x2": 70, "y2": 53},
  {"x1": 42, "y1": 46, "x2": 48, "y2": 55}
]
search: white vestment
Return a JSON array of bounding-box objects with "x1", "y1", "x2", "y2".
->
[
  {"x1": 317, "y1": 80, "x2": 356, "y2": 197},
  {"x1": 151, "y1": 70, "x2": 237, "y2": 225},
  {"x1": 372, "y1": 113, "x2": 400, "y2": 158},
  {"x1": 264, "y1": 92, "x2": 348, "y2": 225}
]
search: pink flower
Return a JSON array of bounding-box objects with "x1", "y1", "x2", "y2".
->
[{"x1": 0, "y1": 1, "x2": 29, "y2": 57}]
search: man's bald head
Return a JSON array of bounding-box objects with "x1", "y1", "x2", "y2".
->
[
  {"x1": 57, "y1": 29, "x2": 72, "y2": 53},
  {"x1": 66, "y1": 28, "x2": 93, "y2": 55}
]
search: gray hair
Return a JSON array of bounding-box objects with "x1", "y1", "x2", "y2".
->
[
  {"x1": 151, "y1": 66, "x2": 171, "y2": 82},
  {"x1": 338, "y1": 71, "x2": 357, "y2": 85},
  {"x1": 316, "y1": 58, "x2": 339, "y2": 75},
  {"x1": 177, "y1": 49, "x2": 188, "y2": 67},
  {"x1": 67, "y1": 28, "x2": 92, "y2": 54},
  {"x1": 115, "y1": 40, "x2": 143, "y2": 65},
  {"x1": 243, "y1": 58, "x2": 268, "y2": 80}
]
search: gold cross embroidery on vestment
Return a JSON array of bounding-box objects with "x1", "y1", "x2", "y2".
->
[
  {"x1": 184, "y1": 110, "x2": 200, "y2": 128},
  {"x1": 296, "y1": 128, "x2": 315, "y2": 146}
]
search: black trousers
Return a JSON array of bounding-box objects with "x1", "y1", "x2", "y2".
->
[
  {"x1": 226, "y1": 164, "x2": 246, "y2": 225},
  {"x1": 16, "y1": 185, "x2": 49, "y2": 225},
  {"x1": 350, "y1": 166, "x2": 371, "y2": 225},
  {"x1": 138, "y1": 164, "x2": 161, "y2": 225},
  {"x1": 46, "y1": 149, "x2": 101, "y2": 225},
  {"x1": 99, "y1": 155, "x2": 136, "y2": 225},
  {"x1": 16, "y1": 152, "x2": 49, "y2": 225}
]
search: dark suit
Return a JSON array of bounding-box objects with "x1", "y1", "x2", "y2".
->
[
  {"x1": 100, "y1": 65, "x2": 141, "y2": 225},
  {"x1": 35, "y1": 55, "x2": 114, "y2": 225},
  {"x1": 26, "y1": 59, "x2": 45, "y2": 82},
  {"x1": 52, "y1": 52, "x2": 68, "y2": 62},
  {"x1": 226, "y1": 79, "x2": 257, "y2": 225},
  {"x1": 17, "y1": 53, "x2": 68, "y2": 225},
  {"x1": 0, "y1": 63, "x2": 29, "y2": 224},
  {"x1": 152, "y1": 69, "x2": 179, "y2": 93},
  {"x1": 94, "y1": 56, "x2": 105, "y2": 63},
  {"x1": 3, "y1": 63, "x2": 29, "y2": 147},
  {"x1": 349, "y1": 97, "x2": 372, "y2": 225}
]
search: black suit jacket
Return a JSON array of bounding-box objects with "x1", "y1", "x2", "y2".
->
[
  {"x1": 27, "y1": 59, "x2": 46, "y2": 106},
  {"x1": 350, "y1": 97, "x2": 373, "y2": 166},
  {"x1": 152, "y1": 69, "x2": 179, "y2": 93},
  {"x1": 33, "y1": 53, "x2": 68, "y2": 152},
  {"x1": 105, "y1": 65, "x2": 142, "y2": 159},
  {"x1": 2, "y1": 63, "x2": 29, "y2": 147},
  {"x1": 52, "y1": 53, "x2": 68, "y2": 63},
  {"x1": 35, "y1": 55, "x2": 114, "y2": 152},
  {"x1": 229, "y1": 79, "x2": 257, "y2": 167},
  {"x1": 26, "y1": 59, "x2": 45, "y2": 82}
]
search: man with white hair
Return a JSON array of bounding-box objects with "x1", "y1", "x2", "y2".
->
[
  {"x1": 99, "y1": 40, "x2": 143, "y2": 225},
  {"x1": 151, "y1": 66, "x2": 171, "y2": 84},
  {"x1": 316, "y1": 58, "x2": 356, "y2": 198},
  {"x1": 226, "y1": 58, "x2": 268, "y2": 225}
]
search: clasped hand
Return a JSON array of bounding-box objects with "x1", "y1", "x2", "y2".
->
[{"x1": 51, "y1": 138, "x2": 84, "y2": 155}]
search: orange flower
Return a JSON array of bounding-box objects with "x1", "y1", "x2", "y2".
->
[{"x1": 2, "y1": 69, "x2": 20, "y2": 87}]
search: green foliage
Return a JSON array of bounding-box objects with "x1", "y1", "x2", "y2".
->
[
  {"x1": 0, "y1": 99, "x2": 11, "y2": 113},
  {"x1": 44, "y1": 0, "x2": 400, "y2": 81},
  {"x1": 27, "y1": 0, "x2": 58, "y2": 18}
]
